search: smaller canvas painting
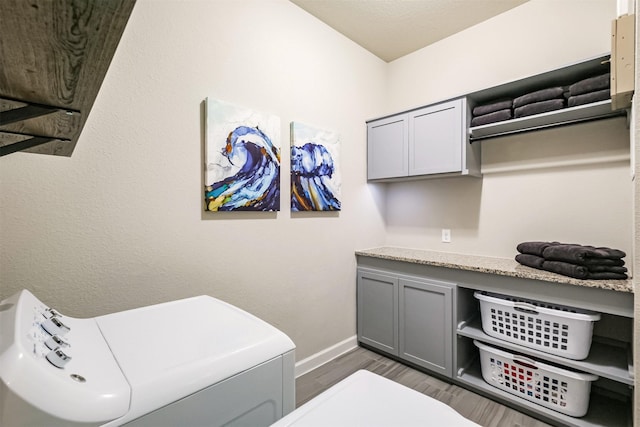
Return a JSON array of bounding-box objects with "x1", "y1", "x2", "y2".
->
[
  {"x1": 204, "y1": 98, "x2": 281, "y2": 212},
  {"x1": 290, "y1": 122, "x2": 341, "y2": 211}
]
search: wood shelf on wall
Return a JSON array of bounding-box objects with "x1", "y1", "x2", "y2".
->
[{"x1": 0, "y1": 0, "x2": 136, "y2": 157}]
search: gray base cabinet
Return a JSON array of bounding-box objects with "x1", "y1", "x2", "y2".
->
[
  {"x1": 357, "y1": 269, "x2": 399, "y2": 355},
  {"x1": 356, "y1": 255, "x2": 633, "y2": 427},
  {"x1": 399, "y1": 277, "x2": 453, "y2": 377},
  {"x1": 357, "y1": 267, "x2": 455, "y2": 378}
]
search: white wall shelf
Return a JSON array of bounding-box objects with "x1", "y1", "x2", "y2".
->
[
  {"x1": 469, "y1": 100, "x2": 626, "y2": 141},
  {"x1": 466, "y1": 53, "x2": 628, "y2": 142}
]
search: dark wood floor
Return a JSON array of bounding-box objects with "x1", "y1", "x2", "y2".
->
[{"x1": 295, "y1": 346, "x2": 553, "y2": 427}]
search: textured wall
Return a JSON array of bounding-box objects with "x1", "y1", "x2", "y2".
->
[
  {"x1": 0, "y1": 0, "x2": 388, "y2": 361},
  {"x1": 383, "y1": 0, "x2": 632, "y2": 264},
  {"x1": 0, "y1": 0, "x2": 633, "y2": 371}
]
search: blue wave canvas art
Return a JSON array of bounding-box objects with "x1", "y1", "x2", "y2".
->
[
  {"x1": 290, "y1": 122, "x2": 341, "y2": 211},
  {"x1": 205, "y1": 98, "x2": 281, "y2": 211}
]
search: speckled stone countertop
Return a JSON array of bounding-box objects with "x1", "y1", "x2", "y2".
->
[{"x1": 356, "y1": 247, "x2": 633, "y2": 293}]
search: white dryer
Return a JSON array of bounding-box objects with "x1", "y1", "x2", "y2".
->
[
  {"x1": 272, "y1": 370, "x2": 481, "y2": 427},
  {"x1": 0, "y1": 289, "x2": 295, "y2": 426}
]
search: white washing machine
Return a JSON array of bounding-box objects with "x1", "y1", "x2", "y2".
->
[{"x1": 0, "y1": 289, "x2": 295, "y2": 427}]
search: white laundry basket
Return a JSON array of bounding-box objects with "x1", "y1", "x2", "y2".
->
[
  {"x1": 474, "y1": 291, "x2": 600, "y2": 360},
  {"x1": 474, "y1": 341, "x2": 598, "y2": 417}
]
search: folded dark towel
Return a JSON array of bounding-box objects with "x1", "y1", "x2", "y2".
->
[
  {"x1": 542, "y1": 243, "x2": 626, "y2": 264},
  {"x1": 513, "y1": 87, "x2": 565, "y2": 108},
  {"x1": 587, "y1": 265, "x2": 627, "y2": 274},
  {"x1": 472, "y1": 99, "x2": 513, "y2": 116},
  {"x1": 515, "y1": 254, "x2": 588, "y2": 278},
  {"x1": 514, "y1": 99, "x2": 565, "y2": 118},
  {"x1": 470, "y1": 109, "x2": 512, "y2": 127},
  {"x1": 516, "y1": 241, "x2": 556, "y2": 257},
  {"x1": 569, "y1": 73, "x2": 610, "y2": 96},
  {"x1": 543, "y1": 260, "x2": 590, "y2": 279},
  {"x1": 515, "y1": 254, "x2": 628, "y2": 280},
  {"x1": 581, "y1": 257, "x2": 625, "y2": 267},
  {"x1": 515, "y1": 253, "x2": 545, "y2": 268},
  {"x1": 567, "y1": 89, "x2": 610, "y2": 107}
]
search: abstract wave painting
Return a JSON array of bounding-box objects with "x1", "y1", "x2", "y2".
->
[
  {"x1": 205, "y1": 98, "x2": 281, "y2": 211},
  {"x1": 290, "y1": 122, "x2": 341, "y2": 211}
]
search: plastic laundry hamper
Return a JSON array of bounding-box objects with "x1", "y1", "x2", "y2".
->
[
  {"x1": 474, "y1": 291, "x2": 600, "y2": 360},
  {"x1": 474, "y1": 340, "x2": 598, "y2": 417}
]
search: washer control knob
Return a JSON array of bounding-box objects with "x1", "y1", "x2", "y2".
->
[
  {"x1": 42, "y1": 308, "x2": 61, "y2": 319},
  {"x1": 44, "y1": 335, "x2": 69, "y2": 350},
  {"x1": 46, "y1": 349, "x2": 72, "y2": 369},
  {"x1": 41, "y1": 317, "x2": 71, "y2": 336}
]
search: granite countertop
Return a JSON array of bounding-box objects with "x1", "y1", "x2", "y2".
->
[{"x1": 356, "y1": 247, "x2": 633, "y2": 293}]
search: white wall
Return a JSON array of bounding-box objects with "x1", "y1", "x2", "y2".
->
[
  {"x1": 0, "y1": 0, "x2": 633, "y2": 364},
  {"x1": 382, "y1": 0, "x2": 633, "y2": 262},
  {"x1": 0, "y1": 0, "x2": 387, "y2": 360}
]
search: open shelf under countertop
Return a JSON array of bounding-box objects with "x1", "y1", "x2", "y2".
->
[
  {"x1": 458, "y1": 317, "x2": 633, "y2": 385},
  {"x1": 457, "y1": 359, "x2": 631, "y2": 427}
]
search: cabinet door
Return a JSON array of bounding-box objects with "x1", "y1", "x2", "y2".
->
[
  {"x1": 399, "y1": 277, "x2": 454, "y2": 377},
  {"x1": 367, "y1": 114, "x2": 409, "y2": 180},
  {"x1": 357, "y1": 269, "x2": 399, "y2": 356},
  {"x1": 409, "y1": 98, "x2": 464, "y2": 176}
]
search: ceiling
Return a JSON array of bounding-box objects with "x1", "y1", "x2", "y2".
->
[{"x1": 289, "y1": 0, "x2": 529, "y2": 62}]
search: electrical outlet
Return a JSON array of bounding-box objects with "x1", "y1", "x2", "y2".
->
[{"x1": 441, "y1": 229, "x2": 451, "y2": 243}]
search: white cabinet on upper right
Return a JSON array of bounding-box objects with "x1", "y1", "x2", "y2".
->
[{"x1": 367, "y1": 97, "x2": 481, "y2": 181}]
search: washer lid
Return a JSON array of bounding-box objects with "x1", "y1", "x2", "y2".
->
[{"x1": 96, "y1": 295, "x2": 295, "y2": 423}]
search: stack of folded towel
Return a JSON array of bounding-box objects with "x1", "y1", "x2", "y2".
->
[
  {"x1": 512, "y1": 87, "x2": 566, "y2": 118},
  {"x1": 516, "y1": 241, "x2": 628, "y2": 280},
  {"x1": 470, "y1": 99, "x2": 513, "y2": 127},
  {"x1": 567, "y1": 73, "x2": 610, "y2": 107},
  {"x1": 469, "y1": 71, "x2": 612, "y2": 128}
]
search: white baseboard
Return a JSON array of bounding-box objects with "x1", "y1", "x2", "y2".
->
[{"x1": 295, "y1": 335, "x2": 358, "y2": 378}]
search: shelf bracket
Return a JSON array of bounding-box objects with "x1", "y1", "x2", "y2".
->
[
  {"x1": 0, "y1": 104, "x2": 62, "y2": 126},
  {"x1": 0, "y1": 96, "x2": 80, "y2": 125},
  {"x1": 0, "y1": 97, "x2": 78, "y2": 156},
  {"x1": 0, "y1": 131, "x2": 70, "y2": 156}
]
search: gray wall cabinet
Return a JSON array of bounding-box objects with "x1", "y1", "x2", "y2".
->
[
  {"x1": 366, "y1": 54, "x2": 626, "y2": 182},
  {"x1": 408, "y1": 100, "x2": 463, "y2": 176},
  {"x1": 357, "y1": 267, "x2": 455, "y2": 378},
  {"x1": 367, "y1": 98, "x2": 480, "y2": 181},
  {"x1": 366, "y1": 114, "x2": 409, "y2": 180}
]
